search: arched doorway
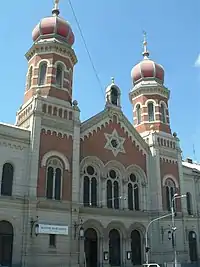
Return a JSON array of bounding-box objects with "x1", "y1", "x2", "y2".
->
[
  {"x1": 188, "y1": 231, "x2": 198, "y2": 262},
  {"x1": 0, "y1": 221, "x2": 13, "y2": 266},
  {"x1": 84, "y1": 228, "x2": 98, "y2": 267},
  {"x1": 109, "y1": 229, "x2": 121, "y2": 266},
  {"x1": 131, "y1": 230, "x2": 142, "y2": 265}
]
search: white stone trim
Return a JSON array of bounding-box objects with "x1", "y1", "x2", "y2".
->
[
  {"x1": 80, "y1": 156, "x2": 104, "y2": 176},
  {"x1": 41, "y1": 151, "x2": 70, "y2": 171},
  {"x1": 45, "y1": 158, "x2": 64, "y2": 200},
  {"x1": 34, "y1": 64, "x2": 54, "y2": 70},
  {"x1": 144, "y1": 99, "x2": 157, "y2": 106},
  {"x1": 159, "y1": 100, "x2": 168, "y2": 108},
  {"x1": 55, "y1": 61, "x2": 67, "y2": 72},
  {"x1": 133, "y1": 102, "x2": 142, "y2": 112},
  {"x1": 36, "y1": 59, "x2": 51, "y2": 68},
  {"x1": 104, "y1": 160, "x2": 126, "y2": 178},
  {"x1": 126, "y1": 164, "x2": 147, "y2": 184},
  {"x1": 162, "y1": 174, "x2": 179, "y2": 188}
]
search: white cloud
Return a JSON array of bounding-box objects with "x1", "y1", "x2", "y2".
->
[{"x1": 195, "y1": 54, "x2": 200, "y2": 67}]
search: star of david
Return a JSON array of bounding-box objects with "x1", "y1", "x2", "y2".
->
[{"x1": 104, "y1": 129, "x2": 125, "y2": 157}]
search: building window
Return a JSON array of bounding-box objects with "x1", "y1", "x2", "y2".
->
[
  {"x1": 147, "y1": 102, "x2": 154, "y2": 122},
  {"x1": 38, "y1": 62, "x2": 47, "y2": 86},
  {"x1": 188, "y1": 231, "x2": 198, "y2": 262},
  {"x1": 1, "y1": 163, "x2": 14, "y2": 196},
  {"x1": 83, "y1": 165, "x2": 97, "y2": 207},
  {"x1": 128, "y1": 173, "x2": 139, "y2": 211},
  {"x1": 106, "y1": 169, "x2": 119, "y2": 209},
  {"x1": 49, "y1": 234, "x2": 56, "y2": 248},
  {"x1": 110, "y1": 87, "x2": 118, "y2": 106},
  {"x1": 27, "y1": 66, "x2": 33, "y2": 89},
  {"x1": 136, "y1": 104, "x2": 141, "y2": 124},
  {"x1": 160, "y1": 103, "x2": 166, "y2": 123},
  {"x1": 186, "y1": 192, "x2": 192, "y2": 215},
  {"x1": 165, "y1": 179, "x2": 176, "y2": 211},
  {"x1": 56, "y1": 64, "x2": 64, "y2": 88},
  {"x1": 46, "y1": 158, "x2": 63, "y2": 200}
]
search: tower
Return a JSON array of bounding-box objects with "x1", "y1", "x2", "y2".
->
[
  {"x1": 105, "y1": 78, "x2": 121, "y2": 110},
  {"x1": 129, "y1": 33, "x2": 171, "y2": 137},
  {"x1": 15, "y1": 0, "x2": 80, "y2": 201},
  {"x1": 129, "y1": 34, "x2": 183, "y2": 212}
]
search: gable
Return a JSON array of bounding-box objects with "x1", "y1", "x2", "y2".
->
[
  {"x1": 80, "y1": 108, "x2": 150, "y2": 171},
  {"x1": 81, "y1": 108, "x2": 149, "y2": 154}
]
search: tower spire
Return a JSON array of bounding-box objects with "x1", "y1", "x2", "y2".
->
[
  {"x1": 142, "y1": 31, "x2": 150, "y2": 59},
  {"x1": 52, "y1": 0, "x2": 60, "y2": 16}
]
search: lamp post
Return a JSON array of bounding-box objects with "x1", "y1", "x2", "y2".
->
[
  {"x1": 145, "y1": 213, "x2": 172, "y2": 265},
  {"x1": 30, "y1": 216, "x2": 39, "y2": 237},
  {"x1": 171, "y1": 193, "x2": 186, "y2": 267}
]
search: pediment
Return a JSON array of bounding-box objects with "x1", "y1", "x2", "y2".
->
[{"x1": 80, "y1": 107, "x2": 150, "y2": 156}]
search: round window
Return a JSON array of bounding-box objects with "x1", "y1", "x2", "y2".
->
[
  {"x1": 109, "y1": 170, "x2": 116, "y2": 179},
  {"x1": 130, "y1": 173, "x2": 136, "y2": 183},
  {"x1": 86, "y1": 166, "x2": 95, "y2": 175},
  {"x1": 111, "y1": 139, "x2": 118, "y2": 148}
]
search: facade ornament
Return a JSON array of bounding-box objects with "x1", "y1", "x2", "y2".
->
[
  {"x1": 142, "y1": 31, "x2": 150, "y2": 59},
  {"x1": 104, "y1": 129, "x2": 125, "y2": 157},
  {"x1": 73, "y1": 100, "x2": 80, "y2": 111},
  {"x1": 52, "y1": 0, "x2": 60, "y2": 16}
]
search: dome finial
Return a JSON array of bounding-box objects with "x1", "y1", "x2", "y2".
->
[
  {"x1": 142, "y1": 31, "x2": 150, "y2": 59},
  {"x1": 111, "y1": 77, "x2": 115, "y2": 84},
  {"x1": 52, "y1": 0, "x2": 60, "y2": 16}
]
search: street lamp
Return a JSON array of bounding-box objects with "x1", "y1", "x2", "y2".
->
[
  {"x1": 145, "y1": 213, "x2": 172, "y2": 264},
  {"x1": 30, "y1": 216, "x2": 39, "y2": 237},
  {"x1": 171, "y1": 193, "x2": 186, "y2": 267},
  {"x1": 73, "y1": 219, "x2": 83, "y2": 239}
]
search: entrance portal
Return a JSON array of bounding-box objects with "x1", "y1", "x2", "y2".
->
[
  {"x1": 109, "y1": 229, "x2": 121, "y2": 266},
  {"x1": 0, "y1": 221, "x2": 13, "y2": 266},
  {"x1": 131, "y1": 230, "x2": 142, "y2": 265},
  {"x1": 84, "y1": 228, "x2": 98, "y2": 267}
]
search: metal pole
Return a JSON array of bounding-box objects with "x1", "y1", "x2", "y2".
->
[
  {"x1": 171, "y1": 199, "x2": 177, "y2": 267},
  {"x1": 171, "y1": 194, "x2": 186, "y2": 267},
  {"x1": 145, "y1": 213, "x2": 172, "y2": 264}
]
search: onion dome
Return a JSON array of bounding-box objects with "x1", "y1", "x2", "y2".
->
[
  {"x1": 32, "y1": 0, "x2": 74, "y2": 46},
  {"x1": 131, "y1": 32, "x2": 164, "y2": 85}
]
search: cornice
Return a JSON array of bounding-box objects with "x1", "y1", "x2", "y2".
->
[
  {"x1": 129, "y1": 84, "x2": 170, "y2": 101},
  {"x1": 80, "y1": 107, "x2": 150, "y2": 155},
  {"x1": 25, "y1": 40, "x2": 77, "y2": 66}
]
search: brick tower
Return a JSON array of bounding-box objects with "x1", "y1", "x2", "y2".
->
[
  {"x1": 129, "y1": 33, "x2": 184, "y2": 212},
  {"x1": 16, "y1": 0, "x2": 80, "y2": 201}
]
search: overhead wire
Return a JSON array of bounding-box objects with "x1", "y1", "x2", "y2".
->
[{"x1": 67, "y1": 0, "x2": 105, "y2": 98}]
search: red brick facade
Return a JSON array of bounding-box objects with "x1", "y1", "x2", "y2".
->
[
  {"x1": 37, "y1": 129, "x2": 73, "y2": 201},
  {"x1": 80, "y1": 116, "x2": 147, "y2": 173}
]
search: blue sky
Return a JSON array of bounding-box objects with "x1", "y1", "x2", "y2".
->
[{"x1": 1, "y1": 0, "x2": 200, "y2": 160}]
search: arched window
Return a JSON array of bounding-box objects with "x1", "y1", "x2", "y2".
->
[
  {"x1": 110, "y1": 87, "x2": 118, "y2": 106},
  {"x1": 147, "y1": 102, "x2": 154, "y2": 122},
  {"x1": 136, "y1": 104, "x2": 141, "y2": 124},
  {"x1": 1, "y1": 163, "x2": 14, "y2": 196},
  {"x1": 128, "y1": 173, "x2": 139, "y2": 211},
  {"x1": 56, "y1": 64, "x2": 64, "y2": 88},
  {"x1": 188, "y1": 231, "x2": 198, "y2": 262},
  {"x1": 160, "y1": 103, "x2": 166, "y2": 123},
  {"x1": 131, "y1": 230, "x2": 142, "y2": 265},
  {"x1": 38, "y1": 62, "x2": 47, "y2": 86},
  {"x1": 106, "y1": 169, "x2": 119, "y2": 209},
  {"x1": 46, "y1": 158, "x2": 63, "y2": 200},
  {"x1": 27, "y1": 66, "x2": 33, "y2": 89},
  {"x1": 109, "y1": 229, "x2": 121, "y2": 266},
  {"x1": 165, "y1": 179, "x2": 176, "y2": 211},
  {"x1": 83, "y1": 165, "x2": 97, "y2": 207},
  {"x1": 186, "y1": 192, "x2": 193, "y2": 215},
  {"x1": 0, "y1": 221, "x2": 14, "y2": 266}
]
